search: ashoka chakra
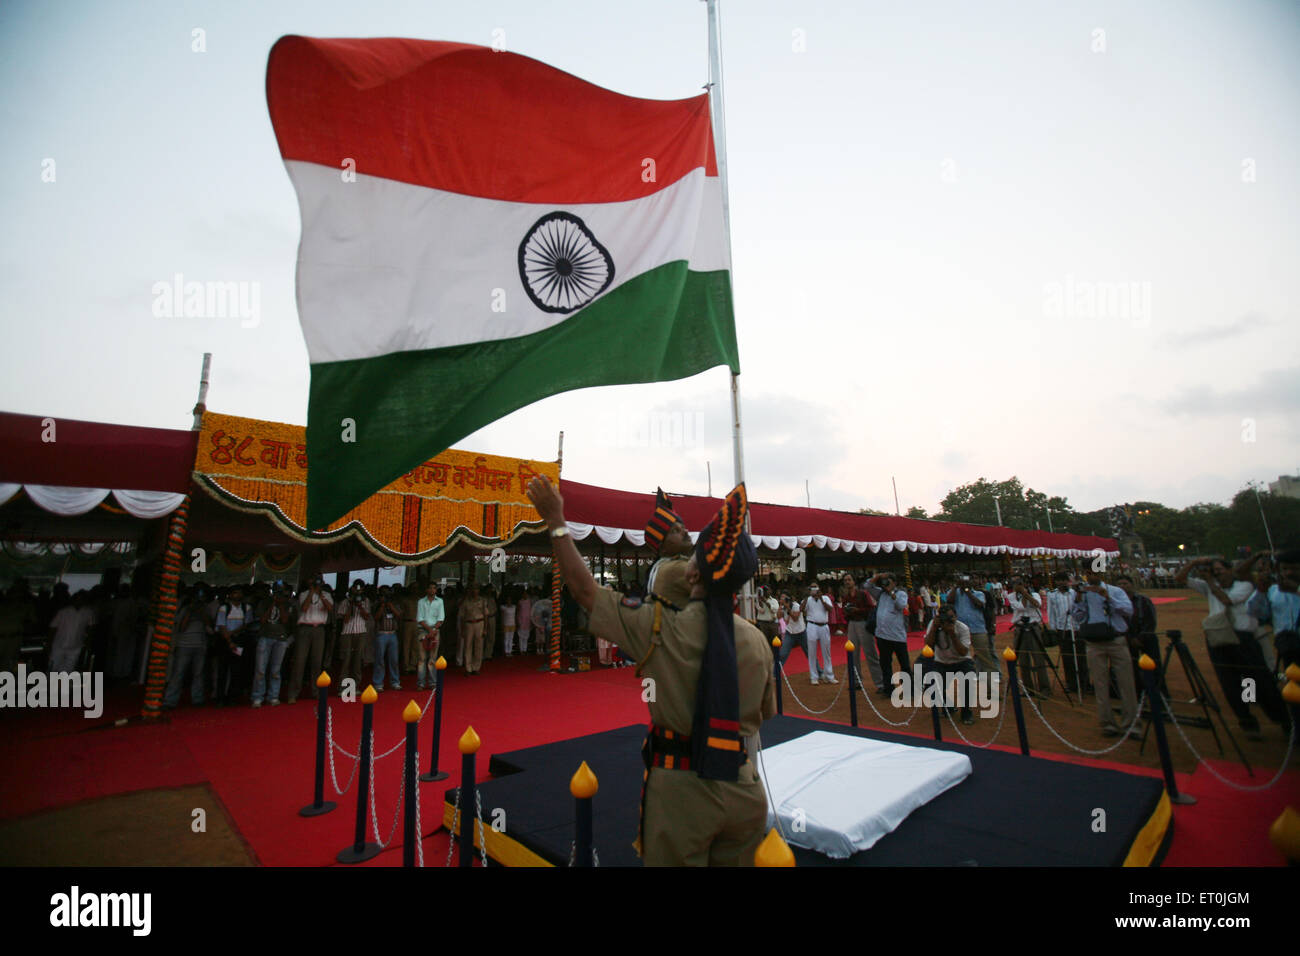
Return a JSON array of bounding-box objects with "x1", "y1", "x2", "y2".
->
[{"x1": 517, "y1": 212, "x2": 615, "y2": 314}]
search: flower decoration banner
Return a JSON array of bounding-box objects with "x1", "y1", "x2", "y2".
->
[{"x1": 193, "y1": 411, "x2": 558, "y2": 561}]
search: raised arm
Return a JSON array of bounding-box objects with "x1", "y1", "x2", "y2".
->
[{"x1": 526, "y1": 475, "x2": 598, "y2": 612}]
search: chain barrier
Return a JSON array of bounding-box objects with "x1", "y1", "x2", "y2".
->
[
  {"x1": 368, "y1": 735, "x2": 406, "y2": 850},
  {"x1": 1017, "y1": 678, "x2": 1147, "y2": 756},
  {"x1": 475, "y1": 790, "x2": 489, "y2": 868},
  {"x1": 1160, "y1": 692, "x2": 1296, "y2": 792},
  {"x1": 779, "y1": 666, "x2": 846, "y2": 715},
  {"x1": 445, "y1": 788, "x2": 460, "y2": 867},
  {"x1": 942, "y1": 678, "x2": 1011, "y2": 749},
  {"x1": 414, "y1": 762, "x2": 424, "y2": 868},
  {"x1": 854, "y1": 679, "x2": 923, "y2": 728},
  {"x1": 567, "y1": 839, "x2": 602, "y2": 867},
  {"x1": 326, "y1": 708, "x2": 360, "y2": 796},
  {"x1": 323, "y1": 684, "x2": 437, "y2": 763}
]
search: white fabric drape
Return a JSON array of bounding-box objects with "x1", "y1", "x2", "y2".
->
[
  {"x1": 113, "y1": 489, "x2": 187, "y2": 519},
  {"x1": 0, "y1": 483, "x2": 20, "y2": 507},
  {"x1": 23, "y1": 485, "x2": 110, "y2": 516}
]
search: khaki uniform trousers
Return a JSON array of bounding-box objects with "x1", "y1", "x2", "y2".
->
[
  {"x1": 641, "y1": 761, "x2": 767, "y2": 866},
  {"x1": 462, "y1": 621, "x2": 485, "y2": 673},
  {"x1": 401, "y1": 622, "x2": 420, "y2": 672},
  {"x1": 1086, "y1": 636, "x2": 1138, "y2": 733}
]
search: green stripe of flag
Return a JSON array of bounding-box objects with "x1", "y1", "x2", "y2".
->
[{"x1": 305, "y1": 262, "x2": 737, "y2": 529}]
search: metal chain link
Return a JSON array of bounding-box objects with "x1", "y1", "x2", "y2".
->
[
  {"x1": 855, "y1": 679, "x2": 923, "y2": 728},
  {"x1": 445, "y1": 787, "x2": 459, "y2": 867},
  {"x1": 414, "y1": 762, "x2": 423, "y2": 868},
  {"x1": 1160, "y1": 692, "x2": 1296, "y2": 792},
  {"x1": 368, "y1": 734, "x2": 406, "y2": 849},
  {"x1": 475, "y1": 790, "x2": 488, "y2": 868},
  {"x1": 779, "y1": 666, "x2": 847, "y2": 715},
  {"x1": 1018, "y1": 678, "x2": 1147, "y2": 756},
  {"x1": 327, "y1": 706, "x2": 358, "y2": 760},
  {"x1": 567, "y1": 839, "x2": 601, "y2": 867},
  {"x1": 942, "y1": 679, "x2": 1011, "y2": 749},
  {"x1": 326, "y1": 707, "x2": 359, "y2": 796}
]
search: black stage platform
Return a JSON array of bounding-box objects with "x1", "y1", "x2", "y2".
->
[{"x1": 443, "y1": 715, "x2": 1172, "y2": 866}]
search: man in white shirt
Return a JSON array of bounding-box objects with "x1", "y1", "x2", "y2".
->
[
  {"x1": 48, "y1": 592, "x2": 95, "y2": 673},
  {"x1": 1177, "y1": 557, "x2": 1290, "y2": 738},
  {"x1": 1044, "y1": 572, "x2": 1088, "y2": 695},
  {"x1": 1007, "y1": 577, "x2": 1049, "y2": 698},
  {"x1": 802, "y1": 582, "x2": 836, "y2": 685},
  {"x1": 416, "y1": 582, "x2": 445, "y2": 689},
  {"x1": 288, "y1": 577, "x2": 333, "y2": 704},
  {"x1": 753, "y1": 586, "x2": 780, "y2": 644}
]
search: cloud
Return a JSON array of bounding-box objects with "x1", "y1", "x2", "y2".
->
[
  {"x1": 1172, "y1": 312, "x2": 1271, "y2": 348},
  {"x1": 1157, "y1": 367, "x2": 1300, "y2": 418}
]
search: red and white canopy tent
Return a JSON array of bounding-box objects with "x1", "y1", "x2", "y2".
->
[
  {"x1": 0, "y1": 411, "x2": 1118, "y2": 564},
  {"x1": 557, "y1": 480, "x2": 1117, "y2": 559}
]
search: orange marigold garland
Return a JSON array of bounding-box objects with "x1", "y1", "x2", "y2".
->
[{"x1": 142, "y1": 496, "x2": 190, "y2": 718}]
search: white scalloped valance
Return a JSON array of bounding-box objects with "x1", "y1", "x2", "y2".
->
[
  {"x1": 561, "y1": 523, "x2": 1117, "y2": 559},
  {"x1": 5, "y1": 484, "x2": 186, "y2": 519}
]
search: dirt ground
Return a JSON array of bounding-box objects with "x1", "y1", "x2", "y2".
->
[
  {"x1": 0, "y1": 783, "x2": 257, "y2": 866},
  {"x1": 780, "y1": 589, "x2": 1295, "y2": 778}
]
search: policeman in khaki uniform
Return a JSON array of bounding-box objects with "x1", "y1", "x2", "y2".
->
[
  {"x1": 459, "y1": 582, "x2": 490, "y2": 675},
  {"x1": 528, "y1": 475, "x2": 775, "y2": 866},
  {"x1": 644, "y1": 487, "x2": 693, "y2": 599}
]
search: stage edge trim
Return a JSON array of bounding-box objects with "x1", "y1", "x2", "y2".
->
[
  {"x1": 443, "y1": 800, "x2": 556, "y2": 868},
  {"x1": 1122, "y1": 790, "x2": 1172, "y2": 867}
]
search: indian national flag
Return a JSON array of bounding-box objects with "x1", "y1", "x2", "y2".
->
[{"x1": 266, "y1": 37, "x2": 738, "y2": 529}]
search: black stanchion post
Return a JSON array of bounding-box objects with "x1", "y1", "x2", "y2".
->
[
  {"x1": 420, "y1": 656, "x2": 449, "y2": 783},
  {"x1": 458, "y1": 726, "x2": 480, "y2": 867},
  {"x1": 772, "y1": 638, "x2": 783, "y2": 716},
  {"x1": 845, "y1": 639, "x2": 859, "y2": 728},
  {"x1": 1003, "y1": 647, "x2": 1030, "y2": 756},
  {"x1": 571, "y1": 760, "x2": 597, "y2": 867},
  {"x1": 299, "y1": 671, "x2": 337, "y2": 817},
  {"x1": 921, "y1": 646, "x2": 941, "y2": 741},
  {"x1": 1140, "y1": 654, "x2": 1195, "y2": 805},
  {"x1": 403, "y1": 699, "x2": 421, "y2": 866},
  {"x1": 337, "y1": 685, "x2": 382, "y2": 863}
]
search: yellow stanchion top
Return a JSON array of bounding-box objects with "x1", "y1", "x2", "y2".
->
[
  {"x1": 316, "y1": 671, "x2": 331, "y2": 688},
  {"x1": 459, "y1": 726, "x2": 481, "y2": 754},
  {"x1": 361, "y1": 685, "x2": 378, "y2": 705},
  {"x1": 771, "y1": 637, "x2": 782, "y2": 648},
  {"x1": 1269, "y1": 806, "x2": 1300, "y2": 863},
  {"x1": 436, "y1": 656, "x2": 448, "y2": 671},
  {"x1": 570, "y1": 760, "x2": 599, "y2": 799},
  {"x1": 403, "y1": 700, "x2": 422, "y2": 723},
  {"x1": 1286, "y1": 663, "x2": 1300, "y2": 684},
  {"x1": 1138, "y1": 653, "x2": 1156, "y2": 671},
  {"x1": 921, "y1": 645, "x2": 934, "y2": 659},
  {"x1": 844, "y1": 640, "x2": 856, "y2": 653},
  {"x1": 754, "y1": 828, "x2": 796, "y2": 867},
  {"x1": 1001, "y1": 646, "x2": 1017, "y2": 662},
  {"x1": 1283, "y1": 681, "x2": 1300, "y2": 705}
]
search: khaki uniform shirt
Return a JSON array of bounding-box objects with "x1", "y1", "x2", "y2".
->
[
  {"x1": 460, "y1": 596, "x2": 490, "y2": 626},
  {"x1": 589, "y1": 589, "x2": 775, "y2": 738}
]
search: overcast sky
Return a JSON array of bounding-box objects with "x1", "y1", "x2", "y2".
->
[{"x1": 3, "y1": 0, "x2": 1297, "y2": 519}]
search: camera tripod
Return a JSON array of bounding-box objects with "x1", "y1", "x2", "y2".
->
[
  {"x1": 1012, "y1": 618, "x2": 1076, "y2": 706},
  {"x1": 1137, "y1": 629, "x2": 1252, "y2": 775}
]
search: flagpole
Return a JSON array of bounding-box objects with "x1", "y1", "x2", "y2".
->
[{"x1": 705, "y1": 0, "x2": 753, "y2": 619}]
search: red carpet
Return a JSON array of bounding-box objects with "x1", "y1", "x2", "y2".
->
[{"x1": 2, "y1": 648, "x2": 1295, "y2": 866}]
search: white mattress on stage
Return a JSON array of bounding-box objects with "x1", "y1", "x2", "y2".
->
[{"x1": 757, "y1": 731, "x2": 973, "y2": 859}]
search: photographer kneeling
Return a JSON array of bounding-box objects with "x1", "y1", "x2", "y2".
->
[{"x1": 921, "y1": 604, "x2": 976, "y2": 725}]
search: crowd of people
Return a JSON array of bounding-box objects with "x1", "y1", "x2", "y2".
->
[
  {"x1": 157, "y1": 577, "x2": 563, "y2": 709},
  {"x1": 744, "y1": 550, "x2": 1297, "y2": 738},
  {"x1": 2, "y1": 550, "x2": 1294, "y2": 742}
]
